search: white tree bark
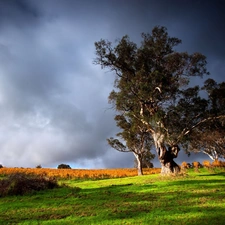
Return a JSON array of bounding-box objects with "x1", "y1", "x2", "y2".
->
[
  {"x1": 133, "y1": 153, "x2": 143, "y2": 176},
  {"x1": 202, "y1": 148, "x2": 218, "y2": 161}
]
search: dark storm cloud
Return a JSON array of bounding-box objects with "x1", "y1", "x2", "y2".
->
[
  {"x1": 0, "y1": 0, "x2": 224, "y2": 168},
  {"x1": 0, "y1": 0, "x2": 40, "y2": 30}
]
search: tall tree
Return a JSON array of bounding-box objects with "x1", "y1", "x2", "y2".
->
[{"x1": 94, "y1": 26, "x2": 225, "y2": 174}]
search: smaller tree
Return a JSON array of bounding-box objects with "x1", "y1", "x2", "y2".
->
[
  {"x1": 188, "y1": 127, "x2": 225, "y2": 161},
  {"x1": 186, "y1": 79, "x2": 225, "y2": 160},
  {"x1": 57, "y1": 164, "x2": 71, "y2": 169},
  {"x1": 107, "y1": 115, "x2": 155, "y2": 176},
  {"x1": 134, "y1": 150, "x2": 154, "y2": 168}
]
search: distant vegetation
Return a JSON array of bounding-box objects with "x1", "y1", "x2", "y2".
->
[
  {"x1": 57, "y1": 164, "x2": 71, "y2": 169},
  {"x1": 0, "y1": 167, "x2": 161, "y2": 180},
  {"x1": 0, "y1": 160, "x2": 225, "y2": 181}
]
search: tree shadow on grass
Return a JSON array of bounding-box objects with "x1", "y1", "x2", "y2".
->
[
  {"x1": 107, "y1": 205, "x2": 225, "y2": 225},
  {"x1": 167, "y1": 179, "x2": 225, "y2": 186},
  {"x1": 83, "y1": 175, "x2": 225, "y2": 223},
  {"x1": 69, "y1": 177, "x2": 225, "y2": 224},
  {"x1": 162, "y1": 172, "x2": 225, "y2": 187},
  {"x1": 88, "y1": 185, "x2": 225, "y2": 224},
  {"x1": 1, "y1": 177, "x2": 225, "y2": 224},
  {"x1": 198, "y1": 172, "x2": 225, "y2": 177}
]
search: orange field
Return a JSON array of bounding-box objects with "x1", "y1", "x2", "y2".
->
[{"x1": 0, "y1": 167, "x2": 161, "y2": 179}]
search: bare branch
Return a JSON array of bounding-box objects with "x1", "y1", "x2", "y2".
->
[{"x1": 177, "y1": 115, "x2": 225, "y2": 142}]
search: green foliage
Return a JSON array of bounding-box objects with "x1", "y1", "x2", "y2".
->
[
  {"x1": 0, "y1": 173, "x2": 58, "y2": 197},
  {"x1": 95, "y1": 26, "x2": 225, "y2": 171},
  {"x1": 57, "y1": 164, "x2": 71, "y2": 169}
]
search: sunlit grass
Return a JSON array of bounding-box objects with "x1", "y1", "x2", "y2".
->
[{"x1": 0, "y1": 168, "x2": 225, "y2": 224}]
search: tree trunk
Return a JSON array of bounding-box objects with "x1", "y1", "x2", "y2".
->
[
  {"x1": 202, "y1": 148, "x2": 218, "y2": 161},
  {"x1": 153, "y1": 133, "x2": 180, "y2": 174},
  {"x1": 158, "y1": 145, "x2": 180, "y2": 174},
  {"x1": 134, "y1": 153, "x2": 143, "y2": 176},
  {"x1": 159, "y1": 149, "x2": 180, "y2": 174}
]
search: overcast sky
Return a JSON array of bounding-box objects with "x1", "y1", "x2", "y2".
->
[{"x1": 0, "y1": 0, "x2": 224, "y2": 168}]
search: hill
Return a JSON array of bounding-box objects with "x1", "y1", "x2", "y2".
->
[{"x1": 0, "y1": 168, "x2": 225, "y2": 224}]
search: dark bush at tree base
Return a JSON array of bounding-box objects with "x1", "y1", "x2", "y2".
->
[
  {"x1": 0, "y1": 173, "x2": 59, "y2": 197},
  {"x1": 57, "y1": 164, "x2": 71, "y2": 169}
]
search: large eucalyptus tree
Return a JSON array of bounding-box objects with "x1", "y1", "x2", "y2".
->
[{"x1": 94, "y1": 26, "x2": 225, "y2": 174}]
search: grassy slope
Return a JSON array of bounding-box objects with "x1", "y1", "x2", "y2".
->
[{"x1": 0, "y1": 168, "x2": 225, "y2": 225}]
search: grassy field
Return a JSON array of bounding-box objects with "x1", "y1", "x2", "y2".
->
[{"x1": 1, "y1": 168, "x2": 225, "y2": 224}]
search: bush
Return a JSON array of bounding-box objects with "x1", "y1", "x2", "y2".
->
[
  {"x1": 57, "y1": 164, "x2": 71, "y2": 169},
  {"x1": 212, "y1": 160, "x2": 225, "y2": 167},
  {"x1": 202, "y1": 160, "x2": 211, "y2": 168},
  {"x1": 0, "y1": 164, "x2": 3, "y2": 169},
  {"x1": 192, "y1": 161, "x2": 203, "y2": 168},
  {"x1": 181, "y1": 162, "x2": 192, "y2": 169},
  {"x1": 0, "y1": 173, "x2": 58, "y2": 197},
  {"x1": 181, "y1": 162, "x2": 188, "y2": 169}
]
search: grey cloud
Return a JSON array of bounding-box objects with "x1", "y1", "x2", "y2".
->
[
  {"x1": 0, "y1": 0, "x2": 40, "y2": 31},
  {"x1": 0, "y1": 0, "x2": 224, "y2": 168}
]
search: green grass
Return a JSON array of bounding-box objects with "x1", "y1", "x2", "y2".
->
[{"x1": 1, "y1": 168, "x2": 225, "y2": 224}]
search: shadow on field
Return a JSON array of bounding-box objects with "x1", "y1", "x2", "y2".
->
[
  {"x1": 198, "y1": 172, "x2": 225, "y2": 177},
  {"x1": 76, "y1": 175, "x2": 225, "y2": 224},
  {"x1": 1, "y1": 174, "x2": 225, "y2": 224},
  {"x1": 167, "y1": 179, "x2": 225, "y2": 186}
]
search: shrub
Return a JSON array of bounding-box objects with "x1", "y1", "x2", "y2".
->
[
  {"x1": 192, "y1": 161, "x2": 203, "y2": 172},
  {"x1": 212, "y1": 160, "x2": 225, "y2": 167},
  {"x1": 36, "y1": 164, "x2": 42, "y2": 168},
  {"x1": 192, "y1": 161, "x2": 203, "y2": 168},
  {"x1": 57, "y1": 164, "x2": 71, "y2": 169},
  {"x1": 181, "y1": 162, "x2": 188, "y2": 169},
  {"x1": 0, "y1": 164, "x2": 3, "y2": 169},
  {"x1": 202, "y1": 160, "x2": 211, "y2": 168},
  {"x1": 181, "y1": 162, "x2": 192, "y2": 169},
  {"x1": 0, "y1": 173, "x2": 58, "y2": 197}
]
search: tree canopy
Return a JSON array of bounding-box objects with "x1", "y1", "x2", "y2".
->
[{"x1": 94, "y1": 26, "x2": 225, "y2": 174}]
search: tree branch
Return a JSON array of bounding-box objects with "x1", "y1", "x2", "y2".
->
[{"x1": 177, "y1": 115, "x2": 225, "y2": 142}]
